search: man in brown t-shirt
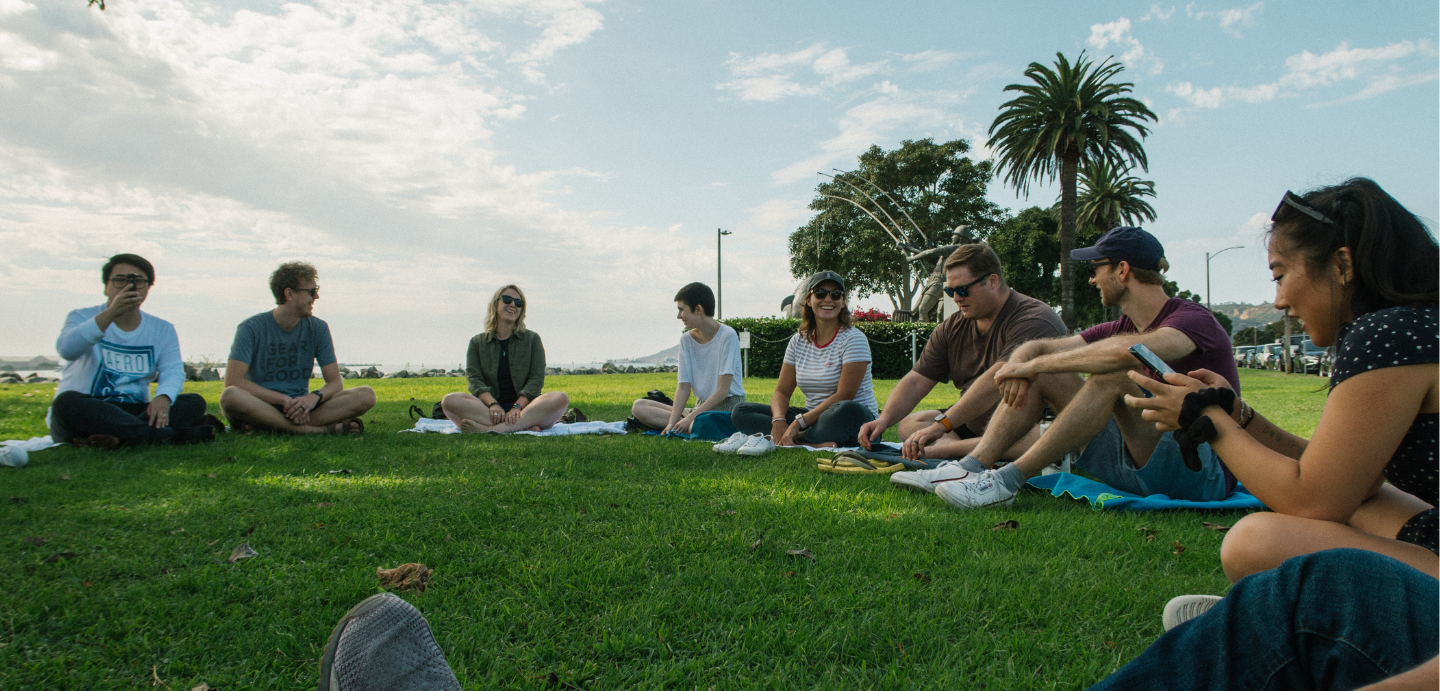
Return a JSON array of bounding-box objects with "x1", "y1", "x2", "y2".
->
[{"x1": 858, "y1": 243, "x2": 1068, "y2": 462}]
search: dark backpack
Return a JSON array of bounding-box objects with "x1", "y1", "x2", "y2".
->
[{"x1": 643, "y1": 389, "x2": 674, "y2": 406}]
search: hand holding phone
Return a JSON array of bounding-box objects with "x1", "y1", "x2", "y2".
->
[{"x1": 1128, "y1": 344, "x2": 1175, "y2": 398}]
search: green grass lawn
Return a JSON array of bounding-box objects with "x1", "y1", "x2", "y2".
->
[{"x1": 1, "y1": 370, "x2": 1327, "y2": 690}]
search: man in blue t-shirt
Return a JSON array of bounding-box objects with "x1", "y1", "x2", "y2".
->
[{"x1": 219, "y1": 262, "x2": 375, "y2": 434}]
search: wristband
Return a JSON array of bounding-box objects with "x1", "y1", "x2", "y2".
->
[
  {"x1": 310, "y1": 390, "x2": 324, "y2": 407},
  {"x1": 1238, "y1": 399, "x2": 1255, "y2": 429},
  {"x1": 488, "y1": 402, "x2": 502, "y2": 409},
  {"x1": 771, "y1": 417, "x2": 787, "y2": 423}
]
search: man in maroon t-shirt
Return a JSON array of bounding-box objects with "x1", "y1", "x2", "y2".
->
[{"x1": 911, "y1": 226, "x2": 1240, "y2": 510}]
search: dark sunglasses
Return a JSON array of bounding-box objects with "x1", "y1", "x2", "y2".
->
[
  {"x1": 943, "y1": 273, "x2": 994, "y2": 298},
  {"x1": 1086, "y1": 261, "x2": 1117, "y2": 278},
  {"x1": 500, "y1": 295, "x2": 526, "y2": 308},
  {"x1": 292, "y1": 286, "x2": 319, "y2": 298},
  {"x1": 811, "y1": 288, "x2": 844, "y2": 301},
  {"x1": 1272, "y1": 191, "x2": 1336, "y2": 226}
]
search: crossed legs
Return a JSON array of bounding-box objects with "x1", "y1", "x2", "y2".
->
[
  {"x1": 1220, "y1": 484, "x2": 1438, "y2": 581},
  {"x1": 630, "y1": 398, "x2": 676, "y2": 429},
  {"x1": 220, "y1": 386, "x2": 376, "y2": 434},
  {"x1": 441, "y1": 391, "x2": 569, "y2": 433}
]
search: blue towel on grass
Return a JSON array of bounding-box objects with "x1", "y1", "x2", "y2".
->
[
  {"x1": 1027, "y1": 472, "x2": 1266, "y2": 511},
  {"x1": 642, "y1": 410, "x2": 738, "y2": 441}
]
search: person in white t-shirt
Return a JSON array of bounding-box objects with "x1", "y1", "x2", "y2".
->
[
  {"x1": 49, "y1": 254, "x2": 220, "y2": 448},
  {"x1": 732, "y1": 271, "x2": 877, "y2": 447},
  {"x1": 629, "y1": 282, "x2": 746, "y2": 435}
]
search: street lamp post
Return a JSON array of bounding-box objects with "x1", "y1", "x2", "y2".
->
[
  {"x1": 717, "y1": 228, "x2": 732, "y2": 319},
  {"x1": 1205, "y1": 245, "x2": 1244, "y2": 312}
]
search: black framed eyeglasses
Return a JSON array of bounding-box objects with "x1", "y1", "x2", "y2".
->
[
  {"x1": 107, "y1": 274, "x2": 150, "y2": 288},
  {"x1": 292, "y1": 286, "x2": 319, "y2": 298},
  {"x1": 811, "y1": 288, "x2": 844, "y2": 301},
  {"x1": 1272, "y1": 191, "x2": 1336, "y2": 225},
  {"x1": 1087, "y1": 261, "x2": 1116, "y2": 278},
  {"x1": 500, "y1": 295, "x2": 526, "y2": 308},
  {"x1": 943, "y1": 273, "x2": 994, "y2": 298}
]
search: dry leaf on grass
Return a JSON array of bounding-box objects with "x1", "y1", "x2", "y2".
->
[
  {"x1": 1202, "y1": 522, "x2": 1231, "y2": 532},
  {"x1": 312, "y1": 523, "x2": 325, "y2": 529},
  {"x1": 991, "y1": 520, "x2": 1019, "y2": 532},
  {"x1": 191, "y1": 683, "x2": 212, "y2": 691},
  {"x1": 43, "y1": 552, "x2": 78, "y2": 563},
  {"x1": 170, "y1": 528, "x2": 184, "y2": 535},
  {"x1": 489, "y1": 458, "x2": 498, "y2": 464},
  {"x1": 749, "y1": 529, "x2": 769, "y2": 554},
  {"x1": 444, "y1": 534, "x2": 453, "y2": 542},
  {"x1": 59, "y1": 475, "x2": 71, "y2": 481},
  {"x1": 9, "y1": 497, "x2": 28, "y2": 504},
  {"x1": 622, "y1": 463, "x2": 634, "y2": 469},
  {"x1": 228, "y1": 542, "x2": 258, "y2": 564},
  {"x1": 781, "y1": 570, "x2": 796, "y2": 578},
  {"x1": 23, "y1": 536, "x2": 46, "y2": 545},
  {"x1": 786, "y1": 548, "x2": 815, "y2": 561},
  {"x1": 913, "y1": 571, "x2": 932, "y2": 585},
  {"x1": 576, "y1": 507, "x2": 588, "y2": 514},
  {"x1": 222, "y1": 456, "x2": 234, "y2": 463},
  {"x1": 1137, "y1": 527, "x2": 1160, "y2": 539},
  {"x1": 377, "y1": 563, "x2": 432, "y2": 592},
  {"x1": 242, "y1": 525, "x2": 255, "y2": 537},
  {"x1": 1171, "y1": 540, "x2": 1187, "y2": 556},
  {"x1": 206, "y1": 473, "x2": 217, "y2": 479}
]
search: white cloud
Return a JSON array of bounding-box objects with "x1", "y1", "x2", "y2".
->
[
  {"x1": 1087, "y1": 17, "x2": 1164, "y2": 75},
  {"x1": 1166, "y1": 40, "x2": 1430, "y2": 110},
  {"x1": 1141, "y1": 4, "x2": 1175, "y2": 21},
  {"x1": 1185, "y1": 2, "x2": 1262, "y2": 38},
  {"x1": 770, "y1": 90, "x2": 964, "y2": 184},
  {"x1": 717, "y1": 42, "x2": 885, "y2": 101},
  {"x1": 900, "y1": 49, "x2": 964, "y2": 71}
]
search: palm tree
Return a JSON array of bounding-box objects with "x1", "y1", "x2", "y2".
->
[
  {"x1": 1075, "y1": 159, "x2": 1157, "y2": 231},
  {"x1": 988, "y1": 51, "x2": 1157, "y2": 328}
]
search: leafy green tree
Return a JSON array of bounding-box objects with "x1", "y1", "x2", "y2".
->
[
  {"x1": 989, "y1": 206, "x2": 1108, "y2": 327},
  {"x1": 788, "y1": 138, "x2": 1005, "y2": 312},
  {"x1": 989, "y1": 51, "x2": 1157, "y2": 329}
]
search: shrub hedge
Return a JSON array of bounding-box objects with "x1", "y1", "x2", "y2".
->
[{"x1": 720, "y1": 317, "x2": 940, "y2": 379}]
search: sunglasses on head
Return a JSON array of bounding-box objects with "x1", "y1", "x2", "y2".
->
[
  {"x1": 500, "y1": 295, "x2": 525, "y2": 308},
  {"x1": 1087, "y1": 261, "x2": 1116, "y2": 278},
  {"x1": 1272, "y1": 191, "x2": 1336, "y2": 226},
  {"x1": 943, "y1": 272, "x2": 994, "y2": 298},
  {"x1": 811, "y1": 288, "x2": 844, "y2": 301}
]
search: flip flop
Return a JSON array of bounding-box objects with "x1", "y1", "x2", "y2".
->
[{"x1": 330, "y1": 418, "x2": 365, "y2": 435}]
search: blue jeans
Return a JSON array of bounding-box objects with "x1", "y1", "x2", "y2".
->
[
  {"x1": 1075, "y1": 418, "x2": 1230, "y2": 501},
  {"x1": 1088, "y1": 549, "x2": 1439, "y2": 690}
]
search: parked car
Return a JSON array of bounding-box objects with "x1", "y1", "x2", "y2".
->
[
  {"x1": 1233, "y1": 345, "x2": 1259, "y2": 369},
  {"x1": 1299, "y1": 339, "x2": 1330, "y2": 375}
]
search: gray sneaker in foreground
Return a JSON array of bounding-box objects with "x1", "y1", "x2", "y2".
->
[
  {"x1": 319, "y1": 592, "x2": 460, "y2": 691},
  {"x1": 889, "y1": 461, "x2": 971, "y2": 494},
  {"x1": 0, "y1": 445, "x2": 28, "y2": 468},
  {"x1": 1162, "y1": 594, "x2": 1223, "y2": 631}
]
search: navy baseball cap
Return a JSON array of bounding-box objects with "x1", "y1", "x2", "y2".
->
[{"x1": 1070, "y1": 226, "x2": 1165, "y2": 271}]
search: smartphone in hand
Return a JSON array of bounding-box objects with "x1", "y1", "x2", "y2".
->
[{"x1": 1128, "y1": 344, "x2": 1175, "y2": 398}]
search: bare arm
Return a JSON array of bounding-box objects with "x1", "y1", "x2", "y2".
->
[
  {"x1": 1020, "y1": 328, "x2": 1195, "y2": 377},
  {"x1": 224, "y1": 359, "x2": 291, "y2": 407},
  {"x1": 858, "y1": 370, "x2": 938, "y2": 449},
  {"x1": 1200, "y1": 364, "x2": 1432, "y2": 521},
  {"x1": 1357, "y1": 657, "x2": 1438, "y2": 691}
]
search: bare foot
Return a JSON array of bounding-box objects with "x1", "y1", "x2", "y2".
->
[
  {"x1": 459, "y1": 419, "x2": 493, "y2": 434},
  {"x1": 527, "y1": 425, "x2": 542, "y2": 432}
]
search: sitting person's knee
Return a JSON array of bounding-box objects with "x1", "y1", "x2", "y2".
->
[
  {"x1": 1220, "y1": 513, "x2": 1283, "y2": 581},
  {"x1": 219, "y1": 386, "x2": 245, "y2": 408},
  {"x1": 440, "y1": 391, "x2": 469, "y2": 412},
  {"x1": 352, "y1": 386, "x2": 377, "y2": 408},
  {"x1": 550, "y1": 391, "x2": 569, "y2": 407}
]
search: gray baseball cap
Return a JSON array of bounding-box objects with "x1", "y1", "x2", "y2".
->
[{"x1": 805, "y1": 271, "x2": 846, "y2": 293}]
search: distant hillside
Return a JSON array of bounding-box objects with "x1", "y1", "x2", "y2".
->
[
  {"x1": 630, "y1": 344, "x2": 680, "y2": 364},
  {"x1": 1212, "y1": 302, "x2": 1285, "y2": 333}
]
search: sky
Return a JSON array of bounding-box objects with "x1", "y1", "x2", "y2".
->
[{"x1": 1, "y1": 0, "x2": 1436, "y2": 368}]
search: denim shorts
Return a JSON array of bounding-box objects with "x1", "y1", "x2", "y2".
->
[{"x1": 1074, "y1": 418, "x2": 1230, "y2": 501}]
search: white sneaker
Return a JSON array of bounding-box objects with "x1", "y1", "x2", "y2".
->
[
  {"x1": 890, "y1": 461, "x2": 973, "y2": 494},
  {"x1": 934, "y1": 469, "x2": 1016, "y2": 509},
  {"x1": 712, "y1": 432, "x2": 748, "y2": 454},
  {"x1": 1162, "y1": 595, "x2": 1223, "y2": 631},
  {"x1": 735, "y1": 434, "x2": 775, "y2": 457},
  {"x1": 1041, "y1": 452, "x2": 1075, "y2": 476},
  {"x1": 0, "y1": 445, "x2": 28, "y2": 468}
]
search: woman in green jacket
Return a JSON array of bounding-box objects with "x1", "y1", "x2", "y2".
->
[{"x1": 441, "y1": 285, "x2": 569, "y2": 433}]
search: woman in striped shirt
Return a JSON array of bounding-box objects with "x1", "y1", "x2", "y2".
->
[{"x1": 731, "y1": 271, "x2": 878, "y2": 447}]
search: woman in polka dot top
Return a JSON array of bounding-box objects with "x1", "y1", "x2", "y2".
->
[{"x1": 1128, "y1": 178, "x2": 1438, "y2": 581}]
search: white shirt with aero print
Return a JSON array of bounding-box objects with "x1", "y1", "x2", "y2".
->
[{"x1": 55, "y1": 304, "x2": 185, "y2": 405}]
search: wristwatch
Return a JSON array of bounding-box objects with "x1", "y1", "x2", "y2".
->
[
  {"x1": 512, "y1": 403, "x2": 524, "y2": 411},
  {"x1": 933, "y1": 412, "x2": 954, "y2": 432},
  {"x1": 310, "y1": 390, "x2": 325, "y2": 407}
]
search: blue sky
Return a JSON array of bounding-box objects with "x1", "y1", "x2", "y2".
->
[{"x1": 1, "y1": 0, "x2": 1435, "y2": 366}]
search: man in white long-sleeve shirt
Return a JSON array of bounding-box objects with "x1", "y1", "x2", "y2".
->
[{"x1": 50, "y1": 254, "x2": 218, "y2": 447}]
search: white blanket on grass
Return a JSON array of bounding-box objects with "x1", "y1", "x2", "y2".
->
[
  {"x1": 3, "y1": 436, "x2": 61, "y2": 452},
  {"x1": 401, "y1": 418, "x2": 627, "y2": 436}
]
